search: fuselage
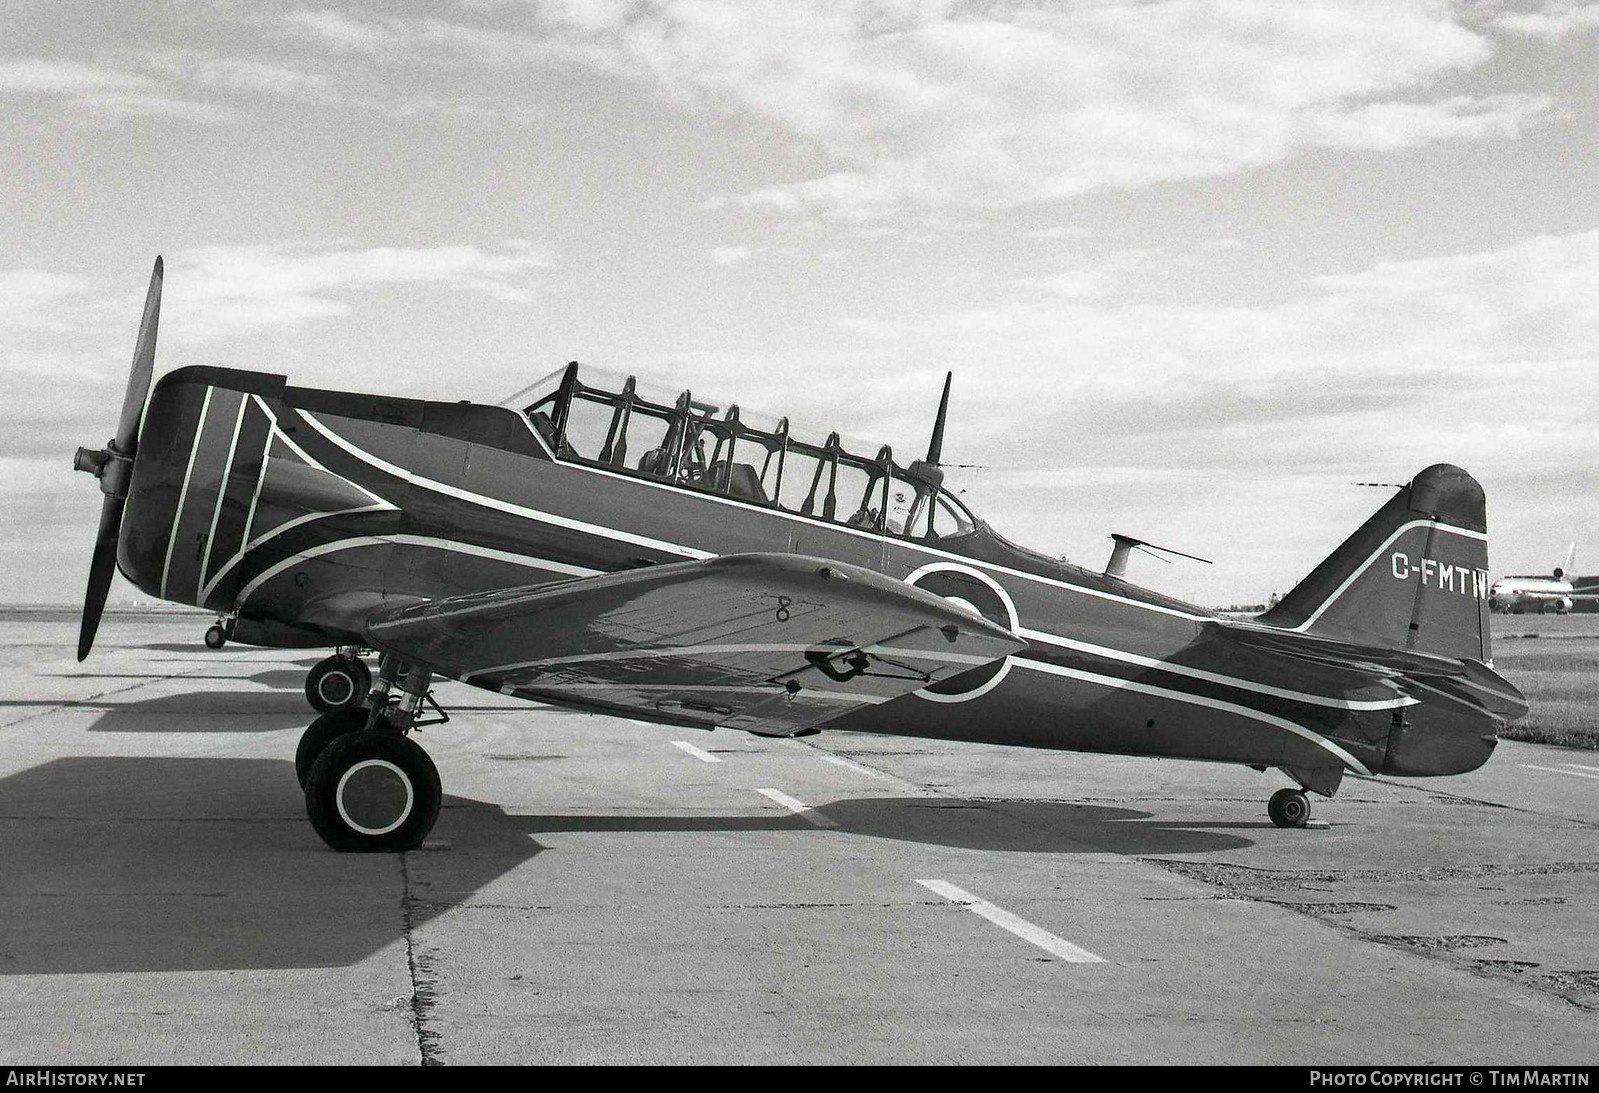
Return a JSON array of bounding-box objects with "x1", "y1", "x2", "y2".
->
[
  {"x1": 1489, "y1": 576, "x2": 1574, "y2": 614},
  {"x1": 118, "y1": 365, "x2": 1507, "y2": 785}
]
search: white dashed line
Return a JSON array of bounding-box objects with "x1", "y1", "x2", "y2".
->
[
  {"x1": 917, "y1": 879, "x2": 1106, "y2": 964},
  {"x1": 1521, "y1": 764, "x2": 1599, "y2": 781},
  {"x1": 670, "y1": 740, "x2": 721, "y2": 763},
  {"x1": 755, "y1": 787, "x2": 837, "y2": 828},
  {"x1": 812, "y1": 752, "x2": 892, "y2": 779}
]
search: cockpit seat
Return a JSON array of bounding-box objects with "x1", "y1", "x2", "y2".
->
[
  {"x1": 529, "y1": 411, "x2": 573, "y2": 459},
  {"x1": 709, "y1": 460, "x2": 768, "y2": 503},
  {"x1": 637, "y1": 448, "x2": 669, "y2": 476}
]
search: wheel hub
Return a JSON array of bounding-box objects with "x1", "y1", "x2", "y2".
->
[
  {"x1": 335, "y1": 759, "x2": 414, "y2": 835},
  {"x1": 317, "y1": 670, "x2": 356, "y2": 707}
]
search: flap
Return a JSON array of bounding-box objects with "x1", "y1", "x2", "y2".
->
[{"x1": 362, "y1": 553, "x2": 1027, "y2": 736}]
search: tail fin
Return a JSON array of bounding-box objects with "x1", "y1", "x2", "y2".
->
[{"x1": 1258, "y1": 464, "x2": 1492, "y2": 663}]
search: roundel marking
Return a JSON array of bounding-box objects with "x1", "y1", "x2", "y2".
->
[{"x1": 904, "y1": 561, "x2": 1018, "y2": 703}]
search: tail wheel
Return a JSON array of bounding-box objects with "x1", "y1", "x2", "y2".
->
[
  {"x1": 295, "y1": 708, "x2": 369, "y2": 789},
  {"x1": 305, "y1": 731, "x2": 441, "y2": 852},
  {"x1": 305, "y1": 654, "x2": 371, "y2": 713},
  {"x1": 1268, "y1": 787, "x2": 1311, "y2": 828},
  {"x1": 204, "y1": 624, "x2": 227, "y2": 650}
]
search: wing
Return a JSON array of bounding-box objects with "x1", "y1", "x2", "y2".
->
[{"x1": 361, "y1": 552, "x2": 1027, "y2": 736}]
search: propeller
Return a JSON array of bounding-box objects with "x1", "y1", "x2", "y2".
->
[
  {"x1": 907, "y1": 371, "x2": 952, "y2": 489},
  {"x1": 72, "y1": 256, "x2": 163, "y2": 661}
]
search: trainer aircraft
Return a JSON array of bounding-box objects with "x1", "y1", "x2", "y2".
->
[{"x1": 73, "y1": 259, "x2": 1527, "y2": 852}]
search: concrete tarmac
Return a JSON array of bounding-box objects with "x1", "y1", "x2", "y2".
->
[{"x1": 1, "y1": 609, "x2": 1595, "y2": 1065}]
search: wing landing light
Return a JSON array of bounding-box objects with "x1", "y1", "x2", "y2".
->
[{"x1": 72, "y1": 257, "x2": 163, "y2": 660}]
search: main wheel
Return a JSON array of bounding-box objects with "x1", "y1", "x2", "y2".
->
[
  {"x1": 204, "y1": 624, "x2": 227, "y2": 649},
  {"x1": 305, "y1": 654, "x2": 371, "y2": 713},
  {"x1": 295, "y1": 708, "x2": 370, "y2": 788},
  {"x1": 1268, "y1": 787, "x2": 1311, "y2": 828},
  {"x1": 304, "y1": 731, "x2": 441, "y2": 852}
]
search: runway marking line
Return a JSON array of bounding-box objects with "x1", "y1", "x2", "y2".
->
[
  {"x1": 670, "y1": 740, "x2": 721, "y2": 763},
  {"x1": 812, "y1": 751, "x2": 891, "y2": 780},
  {"x1": 917, "y1": 879, "x2": 1106, "y2": 964},
  {"x1": 1520, "y1": 764, "x2": 1599, "y2": 781},
  {"x1": 755, "y1": 787, "x2": 838, "y2": 828}
]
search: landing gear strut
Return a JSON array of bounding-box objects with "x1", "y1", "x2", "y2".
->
[
  {"x1": 300, "y1": 657, "x2": 445, "y2": 852},
  {"x1": 305, "y1": 647, "x2": 372, "y2": 713}
]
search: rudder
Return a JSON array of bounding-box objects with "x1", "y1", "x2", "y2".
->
[{"x1": 1258, "y1": 464, "x2": 1492, "y2": 663}]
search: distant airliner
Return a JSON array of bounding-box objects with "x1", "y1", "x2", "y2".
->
[{"x1": 1489, "y1": 544, "x2": 1581, "y2": 614}]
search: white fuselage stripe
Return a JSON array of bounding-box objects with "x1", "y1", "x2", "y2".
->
[
  {"x1": 197, "y1": 396, "x2": 248, "y2": 604},
  {"x1": 1014, "y1": 658, "x2": 1373, "y2": 775},
  {"x1": 160, "y1": 385, "x2": 213, "y2": 601},
  {"x1": 233, "y1": 535, "x2": 595, "y2": 608},
  {"x1": 301, "y1": 411, "x2": 1217, "y2": 621},
  {"x1": 1291, "y1": 519, "x2": 1488, "y2": 632},
  {"x1": 203, "y1": 397, "x2": 398, "y2": 604},
  {"x1": 302, "y1": 411, "x2": 716, "y2": 563}
]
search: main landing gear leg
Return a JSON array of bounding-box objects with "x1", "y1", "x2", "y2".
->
[
  {"x1": 302, "y1": 658, "x2": 444, "y2": 852},
  {"x1": 304, "y1": 646, "x2": 372, "y2": 713}
]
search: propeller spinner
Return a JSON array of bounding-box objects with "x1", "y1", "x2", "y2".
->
[{"x1": 72, "y1": 256, "x2": 163, "y2": 661}]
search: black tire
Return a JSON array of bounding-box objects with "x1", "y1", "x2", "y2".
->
[
  {"x1": 305, "y1": 655, "x2": 371, "y2": 713},
  {"x1": 204, "y1": 624, "x2": 227, "y2": 650},
  {"x1": 295, "y1": 708, "x2": 370, "y2": 789},
  {"x1": 304, "y1": 731, "x2": 441, "y2": 852},
  {"x1": 1268, "y1": 787, "x2": 1311, "y2": 829}
]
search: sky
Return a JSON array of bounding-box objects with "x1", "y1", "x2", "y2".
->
[{"x1": 3, "y1": 0, "x2": 1597, "y2": 609}]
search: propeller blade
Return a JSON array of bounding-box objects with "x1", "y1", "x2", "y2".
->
[
  {"x1": 78, "y1": 495, "x2": 126, "y2": 661},
  {"x1": 115, "y1": 256, "x2": 163, "y2": 453},
  {"x1": 77, "y1": 256, "x2": 163, "y2": 661},
  {"x1": 925, "y1": 371, "x2": 952, "y2": 466}
]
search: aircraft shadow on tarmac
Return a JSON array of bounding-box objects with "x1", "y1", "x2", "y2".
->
[
  {"x1": 80, "y1": 688, "x2": 318, "y2": 733},
  {"x1": 0, "y1": 757, "x2": 1252, "y2": 975},
  {"x1": 513, "y1": 797, "x2": 1256, "y2": 857},
  {"x1": 0, "y1": 757, "x2": 540, "y2": 975}
]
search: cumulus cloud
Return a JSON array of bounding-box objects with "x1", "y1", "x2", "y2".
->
[
  {"x1": 1495, "y1": 1, "x2": 1599, "y2": 38},
  {"x1": 0, "y1": 58, "x2": 150, "y2": 94},
  {"x1": 166, "y1": 241, "x2": 554, "y2": 338},
  {"x1": 523, "y1": 1, "x2": 1549, "y2": 218},
  {"x1": 257, "y1": 2, "x2": 1558, "y2": 219},
  {"x1": 829, "y1": 228, "x2": 1599, "y2": 479},
  {"x1": 0, "y1": 56, "x2": 241, "y2": 123},
  {"x1": 0, "y1": 270, "x2": 94, "y2": 332}
]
